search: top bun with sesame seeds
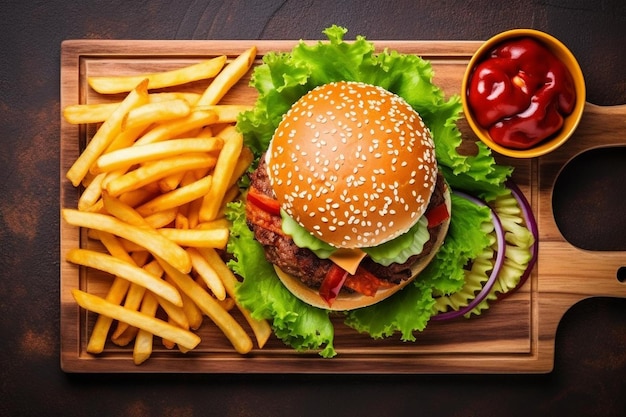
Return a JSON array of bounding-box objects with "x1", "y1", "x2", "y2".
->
[{"x1": 266, "y1": 81, "x2": 439, "y2": 249}]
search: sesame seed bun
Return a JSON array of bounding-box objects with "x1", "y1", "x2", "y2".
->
[{"x1": 266, "y1": 81, "x2": 438, "y2": 249}]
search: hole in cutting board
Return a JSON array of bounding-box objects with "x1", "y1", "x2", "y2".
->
[{"x1": 552, "y1": 146, "x2": 626, "y2": 251}]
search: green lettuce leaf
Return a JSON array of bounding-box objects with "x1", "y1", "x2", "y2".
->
[
  {"x1": 418, "y1": 194, "x2": 493, "y2": 295},
  {"x1": 226, "y1": 201, "x2": 336, "y2": 357},
  {"x1": 362, "y1": 216, "x2": 430, "y2": 266},
  {"x1": 280, "y1": 209, "x2": 336, "y2": 259}
]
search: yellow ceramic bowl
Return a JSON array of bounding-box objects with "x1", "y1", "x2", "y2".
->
[{"x1": 461, "y1": 29, "x2": 586, "y2": 158}]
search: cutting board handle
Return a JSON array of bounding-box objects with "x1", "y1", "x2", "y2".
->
[
  {"x1": 538, "y1": 101, "x2": 626, "y2": 328},
  {"x1": 582, "y1": 102, "x2": 626, "y2": 135}
]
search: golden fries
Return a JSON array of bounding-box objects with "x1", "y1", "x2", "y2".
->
[
  {"x1": 135, "y1": 174, "x2": 213, "y2": 217},
  {"x1": 122, "y1": 99, "x2": 191, "y2": 131},
  {"x1": 156, "y1": 257, "x2": 253, "y2": 354},
  {"x1": 63, "y1": 49, "x2": 273, "y2": 365},
  {"x1": 199, "y1": 126, "x2": 243, "y2": 222},
  {"x1": 134, "y1": 109, "x2": 218, "y2": 146},
  {"x1": 133, "y1": 291, "x2": 160, "y2": 365},
  {"x1": 94, "y1": 138, "x2": 223, "y2": 174},
  {"x1": 88, "y1": 56, "x2": 227, "y2": 94},
  {"x1": 157, "y1": 227, "x2": 230, "y2": 248},
  {"x1": 67, "y1": 248, "x2": 182, "y2": 307},
  {"x1": 187, "y1": 247, "x2": 226, "y2": 301},
  {"x1": 196, "y1": 104, "x2": 253, "y2": 123},
  {"x1": 197, "y1": 247, "x2": 272, "y2": 349},
  {"x1": 105, "y1": 153, "x2": 217, "y2": 197},
  {"x1": 62, "y1": 209, "x2": 192, "y2": 273},
  {"x1": 196, "y1": 47, "x2": 256, "y2": 106},
  {"x1": 66, "y1": 79, "x2": 149, "y2": 187},
  {"x1": 72, "y1": 289, "x2": 200, "y2": 351}
]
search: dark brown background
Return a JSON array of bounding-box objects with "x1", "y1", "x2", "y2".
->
[{"x1": 1, "y1": 1, "x2": 625, "y2": 416}]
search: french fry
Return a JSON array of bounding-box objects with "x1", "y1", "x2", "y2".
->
[
  {"x1": 180, "y1": 170, "x2": 201, "y2": 187},
  {"x1": 195, "y1": 218, "x2": 232, "y2": 230},
  {"x1": 87, "y1": 233, "x2": 150, "y2": 352},
  {"x1": 105, "y1": 153, "x2": 217, "y2": 197},
  {"x1": 157, "y1": 227, "x2": 229, "y2": 249},
  {"x1": 106, "y1": 154, "x2": 216, "y2": 196},
  {"x1": 101, "y1": 168, "x2": 127, "y2": 192},
  {"x1": 67, "y1": 248, "x2": 182, "y2": 307},
  {"x1": 158, "y1": 171, "x2": 186, "y2": 192},
  {"x1": 163, "y1": 275, "x2": 202, "y2": 330},
  {"x1": 197, "y1": 125, "x2": 214, "y2": 138},
  {"x1": 187, "y1": 247, "x2": 226, "y2": 300},
  {"x1": 186, "y1": 197, "x2": 204, "y2": 229},
  {"x1": 218, "y1": 297, "x2": 236, "y2": 311},
  {"x1": 84, "y1": 187, "x2": 155, "y2": 215},
  {"x1": 103, "y1": 124, "x2": 151, "y2": 155},
  {"x1": 181, "y1": 292, "x2": 203, "y2": 331},
  {"x1": 199, "y1": 126, "x2": 243, "y2": 222},
  {"x1": 174, "y1": 212, "x2": 189, "y2": 230},
  {"x1": 65, "y1": 43, "x2": 269, "y2": 363},
  {"x1": 195, "y1": 104, "x2": 253, "y2": 123},
  {"x1": 219, "y1": 184, "x2": 242, "y2": 214},
  {"x1": 196, "y1": 47, "x2": 256, "y2": 106},
  {"x1": 95, "y1": 138, "x2": 223, "y2": 174},
  {"x1": 78, "y1": 172, "x2": 107, "y2": 211},
  {"x1": 72, "y1": 289, "x2": 200, "y2": 351},
  {"x1": 229, "y1": 146, "x2": 254, "y2": 188},
  {"x1": 112, "y1": 258, "x2": 162, "y2": 338},
  {"x1": 111, "y1": 324, "x2": 139, "y2": 347},
  {"x1": 134, "y1": 109, "x2": 218, "y2": 146},
  {"x1": 133, "y1": 291, "x2": 160, "y2": 365},
  {"x1": 102, "y1": 191, "x2": 150, "y2": 228},
  {"x1": 161, "y1": 319, "x2": 178, "y2": 350},
  {"x1": 197, "y1": 247, "x2": 272, "y2": 348},
  {"x1": 143, "y1": 208, "x2": 178, "y2": 229},
  {"x1": 122, "y1": 99, "x2": 191, "y2": 132},
  {"x1": 86, "y1": 276, "x2": 130, "y2": 354},
  {"x1": 150, "y1": 92, "x2": 201, "y2": 105},
  {"x1": 63, "y1": 92, "x2": 202, "y2": 124},
  {"x1": 64, "y1": 101, "x2": 123, "y2": 125},
  {"x1": 62, "y1": 209, "x2": 192, "y2": 273},
  {"x1": 135, "y1": 174, "x2": 213, "y2": 217},
  {"x1": 66, "y1": 79, "x2": 149, "y2": 187},
  {"x1": 155, "y1": 293, "x2": 190, "y2": 330},
  {"x1": 156, "y1": 257, "x2": 253, "y2": 354},
  {"x1": 88, "y1": 56, "x2": 227, "y2": 94}
]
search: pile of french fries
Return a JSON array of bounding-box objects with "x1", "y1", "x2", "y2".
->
[{"x1": 62, "y1": 47, "x2": 272, "y2": 365}]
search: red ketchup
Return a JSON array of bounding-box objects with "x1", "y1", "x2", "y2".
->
[{"x1": 467, "y1": 37, "x2": 576, "y2": 149}]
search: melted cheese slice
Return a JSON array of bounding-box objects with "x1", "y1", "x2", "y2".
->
[{"x1": 329, "y1": 248, "x2": 367, "y2": 275}]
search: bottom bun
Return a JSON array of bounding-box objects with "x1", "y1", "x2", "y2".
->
[{"x1": 274, "y1": 186, "x2": 452, "y2": 311}]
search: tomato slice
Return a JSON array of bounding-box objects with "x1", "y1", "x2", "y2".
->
[
  {"x1": 247, "y1": 187, "x2": 281, "y2": 216},
  {"x1": 319, "y1": 264, "x2": 349, "y2": 307},
  {"x1": 344, "y1": 267, "x2": 394, "y2": 297},
  {"x1": 425, "y1": 202, "x2": 450, "y2": 228},
  {"x1": 320, "y1": 264, "x2": 394, "y2": 306}
]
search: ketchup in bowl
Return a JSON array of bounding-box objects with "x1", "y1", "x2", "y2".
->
[{"x1": 466, "y1": 37, "x2": 577, "y2": 150}]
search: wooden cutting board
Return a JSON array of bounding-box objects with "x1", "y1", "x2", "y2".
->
[{"x1": 60, "y1": 39, "x2": 626, "y2": 373}]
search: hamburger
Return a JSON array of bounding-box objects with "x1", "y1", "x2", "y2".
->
[
  {"x1": 244, "y1": 81, "x2": 451, "y2": 310},
  {"x1": 229, "y1": 26, "x2": 516, "y2": 357}
]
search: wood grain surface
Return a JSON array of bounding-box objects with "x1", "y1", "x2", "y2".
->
[{"x1": 60, "y1": 39, "x2": 626, "y2": 374}]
